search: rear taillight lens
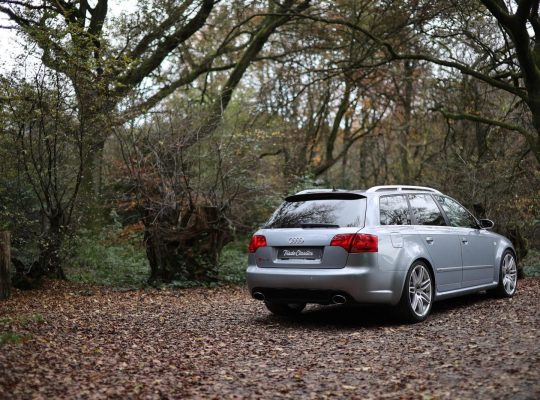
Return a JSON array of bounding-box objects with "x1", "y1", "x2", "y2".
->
[
  {"x1": 248, "y1": 235, "x2": 267, "y2": 253},
  {"x1": 330, "y1": 233, "x2": 378, "y2": 253},
  {"x1": 330, "y1": 234, "x2": 354, "y2": 251},
  {"x1": 350, "y1": 233, "x2": 378, "y2": 253}
]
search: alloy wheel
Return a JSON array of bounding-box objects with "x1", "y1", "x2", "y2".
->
[
  {"x1": 408, "y1": 264, "x2": 432, "y2": 318},
  {"x1": 502, "y1": 253, "x2": 517, "y2": 295}
]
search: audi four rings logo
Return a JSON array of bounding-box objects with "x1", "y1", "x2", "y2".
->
[{"x1": 288, "y1": 237, "x2": 304, "y2": 245}]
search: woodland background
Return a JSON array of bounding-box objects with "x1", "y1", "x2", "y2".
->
[{"x1": 0, "y1": 0, "x2": 539, "y2": 289}]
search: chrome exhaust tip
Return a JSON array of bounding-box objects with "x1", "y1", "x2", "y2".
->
[
  {"x1": 332, "y1": 294, "x2": 347, "y2": 304},
  {"x1": 253, "y1": 291, "x2": 265, "y2": 301}
]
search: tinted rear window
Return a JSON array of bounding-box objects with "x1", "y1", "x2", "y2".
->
[{"x1": 264, "y1": 197, "x2": 366, "y2": 228}]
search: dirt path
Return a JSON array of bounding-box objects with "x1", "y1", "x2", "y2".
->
[{"x1": 1, "y1": 278, "x2": 539, "y2": 399}]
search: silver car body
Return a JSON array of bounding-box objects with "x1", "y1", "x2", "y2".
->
[{"x1": 247, "y1": 185, "x2": 515, "y2": 306}]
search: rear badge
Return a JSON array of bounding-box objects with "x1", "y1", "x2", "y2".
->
[{"x1": 288, "y1": 237, "x2": 304, "y2": 245}]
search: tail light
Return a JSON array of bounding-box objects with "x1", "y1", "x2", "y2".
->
[
  {"x1": 330, "y1": 233, "x2": 378, "y2": 253},
  {"x1": 248, "y1": 235, "x2": 267, "y2": 253}
]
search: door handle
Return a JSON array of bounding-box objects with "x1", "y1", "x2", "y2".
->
[
  {"x1": 461, "y1": 237, "x2": 468, "y2": 244},
  {"x1": 426, "y1": 237, "x2": 434, "y2": 244}
]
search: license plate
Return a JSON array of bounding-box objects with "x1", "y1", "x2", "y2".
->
[{"x1": 277, "y1": 247, "x2": 322, "y2": 260}]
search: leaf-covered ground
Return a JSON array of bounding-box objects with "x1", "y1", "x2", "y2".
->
[{"x1": 1, "y1": 278, "x2": 539, "y2": 399}]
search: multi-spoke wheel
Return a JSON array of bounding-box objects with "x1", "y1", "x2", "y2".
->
[
  {"x1": 264, "y1": 302, "x2": 306, "y2": 316},
  {"x1": 397, "y1": 261, "x2": 434, "y2": 322},
  {"x1": 493, "y1": 251, "x2": 518, "y2": 298}
]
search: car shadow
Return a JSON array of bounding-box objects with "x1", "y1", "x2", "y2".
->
[
  {"x1": 431, "y1": 291, "x2": 495, "y2": 314},
  {"x1": 253, "y1": 291, "x2": 496, "y2": 329}
]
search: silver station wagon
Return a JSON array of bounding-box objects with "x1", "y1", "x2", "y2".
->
[{"x1": 246, "y1": 185, "x2": 517, "y2": 322}]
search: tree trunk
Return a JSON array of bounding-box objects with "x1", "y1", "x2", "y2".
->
[
  {"x1": 38, "y1": 213, "x2": 66, "y2": 279},
  {"x1": 145, "y1": 206, "x2": 232, "y2": 285},
  {"x1": 0, "y1": 231, "x2": 11, "y2": 300},
  {"x1": 74, "y1": 82, "x2": 118, "y2": 229},
  {"x1": 145, "y1": 227, "x2": 181, "y2": 284},
  {"x1": 528, "y1": 95, "x2": 540, "y2": 163},
  {"x1": 399, "y1": 60, "x2": 414, "y2": 182}
]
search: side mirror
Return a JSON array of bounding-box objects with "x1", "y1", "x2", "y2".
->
[{"x1": 479, "y1": 219, "x2": 494, "y2": 230}]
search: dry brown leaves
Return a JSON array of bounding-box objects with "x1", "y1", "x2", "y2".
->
[{"x1": 1, "y1": 278, "x2": 539, "y2": 399}]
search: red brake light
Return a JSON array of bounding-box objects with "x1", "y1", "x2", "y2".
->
[
  {"x1": 330, "y1": 234, "x2": 354, "y2": 251},
  {"x1": 248, "y1": 235, "x2": 267, "y2": 253},
  {"x1": 350, "y1": 233, "x2": 378, "y2": 253},
  {"x1": 330, "y1": 233, "x2": 378, "y2": 253}
]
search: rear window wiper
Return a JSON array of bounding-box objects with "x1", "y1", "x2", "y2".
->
[{"x1": 300, "y1": 223, "x2": 340, "y2": 228}]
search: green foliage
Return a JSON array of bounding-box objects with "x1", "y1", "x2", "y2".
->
[
  {"x1": 0, "y1": 313, "x2": 42, "y2": 346},
  {"x1": 64, "y1": 227, "x2": 149, "y2": 288},
  {"x1": 0, "y1": 332, "x2": 28, "y2": 346},
  {"x1": 522, "y1": 249, "x2": 540, "y2": 277},
  {"x1": 218, "y1": 237, "x2": 249, "y2": 284}
]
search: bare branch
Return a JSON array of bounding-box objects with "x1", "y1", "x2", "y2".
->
[
  {"x1": 437, "y1": 108, "x2": 533, "y2": 140},
  {"x1": 117, "y1": 0, "x2": 215, "y2": 88}
]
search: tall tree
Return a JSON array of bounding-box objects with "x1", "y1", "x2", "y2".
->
[
  {"x1": 1, "y1": 70, "x2": 84, "y2": 279},
  {"x1": 0, "y1": 0, "x2": 310, "y2": 208}
]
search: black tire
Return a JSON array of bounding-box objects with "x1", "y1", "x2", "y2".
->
[
  {"x1": 264, "y1": 301, "x2": 306, "y2": 316},
  {"x1": 492, "y1": 250, "x2": 518, "y2": 298},
  {"x1": 396, "y1": 261, "x2": 434, "y2": 323}
]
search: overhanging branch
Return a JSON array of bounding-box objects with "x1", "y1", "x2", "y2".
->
[
  {"x1": 437, "y1": 108, "x2": 533, "y2": 140},
  {"x1": 289, "y1": 13, "x2": 529, "y2": 101}
]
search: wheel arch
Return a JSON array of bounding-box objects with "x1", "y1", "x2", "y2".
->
[
  {"x1": 396, "y1": 257, "x2": 436, "y2": 301},
  {"x1": 501, "y1": 246, "x2": 518, "y2": 280},
  {"x1": 504, "y1": 246, "x2": 517, "y2": 260},
  {"x1": 396, "y1": 257, "x2": 435, "y2": 321},
  {"x1": 412, "y1": 257, "x2": 436, "y2": 283}
]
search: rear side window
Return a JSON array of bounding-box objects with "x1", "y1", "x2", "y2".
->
[
  {"x1": 434, "y1": 195, "x2": 478, "y2": 228},
  {"x1": 264, "y1": 196, "x2": 366, "y2": 228},
  {"x1": 408, "y1": 194, "x2": 446, "y2": 226},
  {"x1": 379, "y1": 195, "x2": 411, "y2": 225}
]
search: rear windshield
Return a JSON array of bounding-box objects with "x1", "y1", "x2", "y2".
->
[{"x1": 264, "y1": 195, "x2": 366, "y2": 229}]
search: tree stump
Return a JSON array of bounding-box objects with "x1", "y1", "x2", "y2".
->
[{"x1": 0, "y1": 231, "x2": 11, "y2": 300}]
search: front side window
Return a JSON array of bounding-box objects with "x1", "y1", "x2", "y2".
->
[
  {"x1": 434, "y1": 195, "x2": 478, "y2": 228},
  {"x1": 408, "y1": 194, "x2": 446, "y2": 226},
  {"x1": 379, "y1": 195, "x2": 411, "y2": 225}
]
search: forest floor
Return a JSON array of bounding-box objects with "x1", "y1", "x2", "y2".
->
[{"x1": 1, "y1": 278, "x2": 539, "y2": 399}]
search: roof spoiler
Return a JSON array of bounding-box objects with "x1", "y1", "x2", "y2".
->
[{"x1": 285, "y1": 192, "x2": 365, "y2": 202}]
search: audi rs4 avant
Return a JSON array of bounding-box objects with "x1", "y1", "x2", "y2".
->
[{"x1": 246, "y1": 185, "x2": 517, "y2": 322}]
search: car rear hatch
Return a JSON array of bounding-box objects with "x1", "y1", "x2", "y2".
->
[{"x1": 255, "y1": 192, "x2": 367, "y2": 269}]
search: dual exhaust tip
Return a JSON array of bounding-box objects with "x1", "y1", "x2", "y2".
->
[
  {"x1": 253, "y1": 291, "x2": 265, "y2": 301},
  {"x1": 252, "y1": 292, "x2": 347, "y2": 305},
  {"x1": 332, "y1": 294, "x2": 347, "y2": 304}
]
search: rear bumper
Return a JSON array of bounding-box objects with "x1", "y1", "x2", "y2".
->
[{"x1": 246, "y1": 265, "x2": 405, "y2": 305}]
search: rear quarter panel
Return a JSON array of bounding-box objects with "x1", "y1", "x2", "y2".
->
[{"x1": 363, "y1": 225, "x2": 429, "y2": 303}]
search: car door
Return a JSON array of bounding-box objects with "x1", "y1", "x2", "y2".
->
[
  {"x1": 407, "y1": 194, "x2": 462, "y2": 292},
  {"x1": 434, "y1": 195, "x2": 496, "y2": 287}
]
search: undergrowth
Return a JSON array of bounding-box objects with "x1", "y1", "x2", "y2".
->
[
  {"x1": 219, "y1": 237, "x2": 249, "y2": 284},
  {"x1": 522, "y1": 249, "x2": 540, "y2": 277},
  {"x1": 64, "y1": 226, "x2": 149, "y2": 288},
  {"x1": 64, "y1": 227, "x2": 249, "y2": 288}
]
